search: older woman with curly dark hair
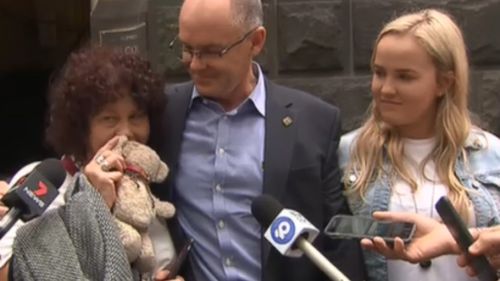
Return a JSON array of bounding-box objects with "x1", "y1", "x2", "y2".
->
[
  {"x1": 0, "y1": 46, "x2": 183, "y2": 281},
  {"x1": 46, "y1": 45, "x2": 166, "y2": 165}
]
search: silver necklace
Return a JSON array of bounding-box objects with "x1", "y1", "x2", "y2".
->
[
  {"x1": 410, "y1": 178, "x2": 437, "y2": 219},
  {"x1": 394, "y1": 174, "x2": 437, "y2": 269},
  {"x1": 412, "y1": 177, "x2": 437, "y2": 269}
]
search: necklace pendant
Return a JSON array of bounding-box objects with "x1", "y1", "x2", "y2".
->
[{"x1": 419, "y1": 260, "x2": 432, "y2": 269}]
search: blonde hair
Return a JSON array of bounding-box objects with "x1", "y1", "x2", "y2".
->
[{"x1": 345, "y1": 9, "x2": 472, "y2": 220}]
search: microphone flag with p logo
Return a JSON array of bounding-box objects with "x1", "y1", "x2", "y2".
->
[{"x1": 264, "y1": 208, "x2": 319, "y2": 257}]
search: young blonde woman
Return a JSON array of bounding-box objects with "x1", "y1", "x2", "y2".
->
[{"x1": 339, "y1": 9, "x2": 500, "y2": 281}]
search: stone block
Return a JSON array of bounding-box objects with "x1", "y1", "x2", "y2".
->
[
  {"x1": 352, "y1": 0, "x2": 500, "y2": 70},
  {"x1": 445, "y1": 1, "x2": 500, "y2": 66},
  {"x1": 352, "y1": 0, "x2": 440, "y2": 71},
  {"x1": 255, "y1": 2, "x2": 273, "y2": 73},
  {"x1": 147, "y1": 1, "x2": 185, "y2": 76},
  {"x1": 277, "y1": 1, "x2": 348, "y2": 73},
  {"x1": 471, "y1": 70, "x2": 500, "y2": 136}
]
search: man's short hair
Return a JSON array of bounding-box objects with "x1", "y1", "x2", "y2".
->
[{"x1": 231, "y1": 0, "x2": 263, "y2": 29}]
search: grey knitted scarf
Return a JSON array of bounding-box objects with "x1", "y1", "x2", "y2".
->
[{"x1": 11, "y1": 174, "x2": 139, "y2": 281}]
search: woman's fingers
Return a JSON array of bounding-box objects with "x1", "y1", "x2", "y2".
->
[
  {"x1": 371, "y1": 237, "x2": 399, "y2": 259},
  {"x1": 154, "y1": 269, "x2": 185, "y2": 281},
  {"x1": 85, "y1": 147, "x2": 125, "y2": 209},
  {"x1": 469, "y1": 226, "x2": 500, "y2": 257},
  {"x1": 372, "y1": 211, "x2": 416, "y2": 223},
  {"x1": 0, "y1": 181, "x2": 9, "y2": 195},
  {"x1": 92, "y1": 136, "x2": 126, "y2": 171},
  {"x1": 360, "y1": 238, "x2": 375, "y2": 250},
  {"x1": 0, "y1": 181, "x2": 10, "y2": 217},
  {"x1": 464, "y1": 264, "x2": 477, "y2": 277},
  {"x1": 361, "y1": 237, "x2": 399, "y2": 259},
  {"x1": 87, "y1": 170, "x2": 123, "y2": 209},
  {"x1": 0, "y1": 206, "x2": 9, "y2": 217},
  {"x1": 94, "y1": 136, "x2": 121, "y2": 157},
  {"x1": 97, "y1": 153, "x2": 125, "y2": 172},
  {"x1": 486, "y1": 253, "x2": 500, "y2": 270}
]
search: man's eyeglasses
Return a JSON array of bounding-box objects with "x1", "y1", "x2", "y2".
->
[{"x1": 169, "y1": 26, "x2": 259, "y2": 63}]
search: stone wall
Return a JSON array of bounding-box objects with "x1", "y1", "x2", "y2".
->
[{"x1": 147, "y1": 0, "x2": 500, "y2": 135}]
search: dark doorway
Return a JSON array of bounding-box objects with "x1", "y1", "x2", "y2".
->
[{"x1": 0, "y1": 0, "x2": 89, "y2": 177}]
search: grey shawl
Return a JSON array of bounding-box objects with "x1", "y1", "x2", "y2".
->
[{"x1": 11, "y1": 174, "x2": 138, "y2": 281}]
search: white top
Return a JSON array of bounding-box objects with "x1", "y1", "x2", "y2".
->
[
  {"x1": 0, "y1": 162, "x2": 175, "y2": 272},
  {"x1": 387, "y1": 137, "x2": 477, "y2": 281}
]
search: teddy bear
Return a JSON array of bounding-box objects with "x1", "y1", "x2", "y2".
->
[{"x1": 111, "y1": 136, "x2": 176, "y2": 274}]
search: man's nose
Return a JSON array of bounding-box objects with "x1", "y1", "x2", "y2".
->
[{"x1": 188, "y1": 53, "x2": 206, "y2": 71}]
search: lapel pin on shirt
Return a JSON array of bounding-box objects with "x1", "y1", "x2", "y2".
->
[{"x1": 282, "y1": 116, "x2": 293, "y2": 127}]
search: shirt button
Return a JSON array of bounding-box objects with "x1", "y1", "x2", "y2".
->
[
  {"x1": 215, "y1": 184, "x2": 222, "y2": 192},
  {"x1": 218, "y1": 148, "x2": 225, "y2": 155},
  {"x1": 225, "y1": 257, "x2": 232, "y2": 267},
  {"x1": 218, "y1": 220, "x2": 225, "y2": 229}
]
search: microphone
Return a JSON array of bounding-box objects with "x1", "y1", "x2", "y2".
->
[
  {"x1": 251, "y1": 195, "x2": 350, "y2": 281},
  {"x1": 0, "y1": 159, "x2": 66, "y2": 238}
]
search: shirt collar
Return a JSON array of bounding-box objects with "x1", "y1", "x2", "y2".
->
[{"x1": 189, "y1": 62, "x2": 266, "y2": 117}]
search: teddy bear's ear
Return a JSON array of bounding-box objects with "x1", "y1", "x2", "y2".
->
[
  {"x1": 152, "y1": 161, "x2": 169, "y2": 183},
  {"x1": 113, "y1": 135, "x2": 129, "y2": 154}
]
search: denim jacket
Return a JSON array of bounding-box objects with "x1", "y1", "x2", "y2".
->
[{"x1": 338, "y1": 128, "x2": 500, "y2": 281}]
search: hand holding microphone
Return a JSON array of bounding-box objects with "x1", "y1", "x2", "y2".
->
[
  {"x1": 251, "y1": 195, "x2": 350, "y2": 281},
  {"x1": 0, "y1": 181, "x2": 9, "y2": 217},
  {"x1": 0, "y1": 158, "x2": 66, "y2": 239}
]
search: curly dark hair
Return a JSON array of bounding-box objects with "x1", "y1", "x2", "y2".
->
[{"x1": 46, "y1": 46, "x2": 166, "y2": 163}]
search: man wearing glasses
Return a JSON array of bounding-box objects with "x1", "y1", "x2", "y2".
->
[{"x1": 153, "y1": 0, "x2": 365, "y2": 280}]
